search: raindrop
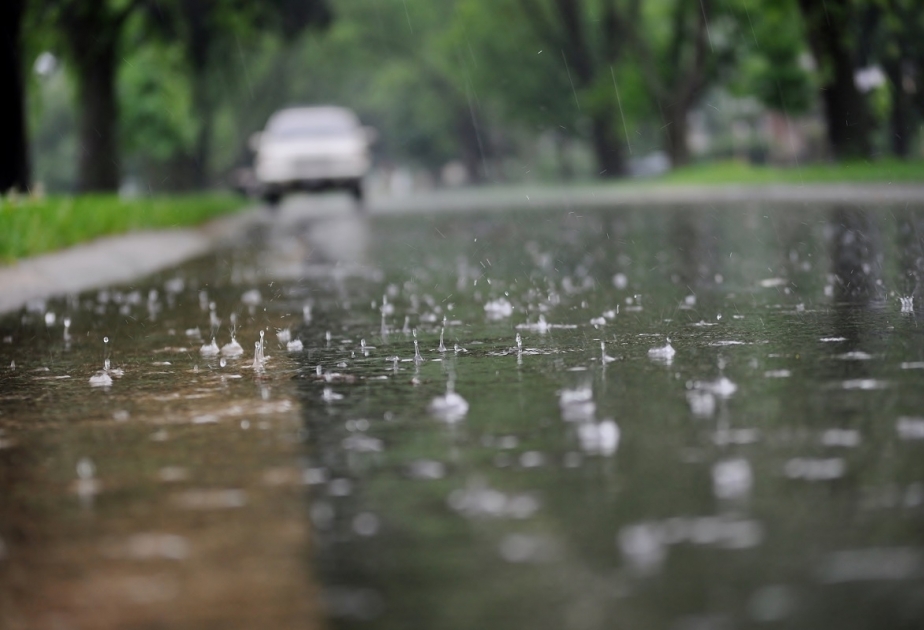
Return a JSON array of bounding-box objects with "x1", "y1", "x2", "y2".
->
[
  {"x1": 438, "y1": 328, "x2": 447, "y2": 353},
  {"x1": 712, "y1": 458, "x2": 753, "y2": 500},
  {"x1": 353, "y1": 512, "x2": 380, "y2": 537},
  {"x1": 76, "y1": 458, "x2": 95, "y2": 479}
]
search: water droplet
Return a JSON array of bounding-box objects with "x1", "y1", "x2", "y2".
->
[{"x1": 76, "y1": 457, "x2": 95, "y2": 479}]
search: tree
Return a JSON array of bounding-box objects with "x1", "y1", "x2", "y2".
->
[
  {"x1": 282, "y1": 0, "x2": 494, "y2": 181},
  {"x1": 796, "y1": 0, "x2": 874, "y2": 159},
  {"x1": 518, "y1": 0, "x2": 642, "y2": 176},
  {"x1": 147, "y1": 0, "x2": 331, "y2": 188},
  {"x1": 871, "y1": 0, "x2": 924, "y2": 158},
  {"x1": 629, "y1": 0, "x2": 731, "y2": 167},
  {"x1": 0, "y1": 0, "x2": 30, "y2": 193},
  {"x1": 31, "y1": 0, "x2": 146, "y2": 192}
]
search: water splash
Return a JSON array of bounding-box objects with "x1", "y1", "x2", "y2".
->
[
  {"x1": 90, "y1": 336, "x2": 121, "y2": 386},
  {"x1": 648, "y1": 338, "x2": 676, "y2": 363},
  {"x1": 601, "y1": 341, "x2": 616, "y2": 364},
  {"x1": 559, "y1": 386, "x2": 595, "y2": 422},
  {"x1": 200, "y1": 338, "x2": 220, "y2": 357},
  {"x1": 484, "y1": 297, "x2": 514, "y2": 319},
  {"x1": 251, "y1": 340, "x2": 265, "y2": 371},
  {"x1": 712, "y1": 458, "x2": 753, "y2": 500},
  {"x1": 89, "y1": 370, "x2": 113, "y2": 388},
  {"x1": 74, "y1": 457, "x2": 101, "y2": 504},
  {"x1": 438, "y1": 328, "x2": 447, "y2": 353},
  {"x1": 414, "y1": 339, "x2": 423, "y2": 363},
  {"x1": 577, "y1": 419, "x2": 620, "y2": 455},
  {"x1": 220, "y1": 335, "x2": 244, "y2": 358},
  {"x1": 900, "y1": 296, "x2": 914, "y2": 313},
  {"x1": 428, "y1": 379, "x2": 469, "y2": 423},
  {"x1": 516, "y1": 333, "x2": 522, "y2": 351}
]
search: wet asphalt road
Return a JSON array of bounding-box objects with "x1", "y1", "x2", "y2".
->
[{"x1": 4, "y1": 193, "x2": 924, "y2": 629}]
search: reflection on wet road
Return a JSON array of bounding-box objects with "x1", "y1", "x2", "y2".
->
[{"x1": 4, "y1": 199, "x2": 924, "y2": 629}]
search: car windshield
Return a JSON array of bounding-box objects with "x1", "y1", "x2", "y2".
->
[{"x1": 266, "y1": 110, "x2": 357, "y2": 139}]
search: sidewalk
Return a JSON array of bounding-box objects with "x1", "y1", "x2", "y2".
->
[{"x1": 0, "y1": 208, "x2": 263, "y2": 315}]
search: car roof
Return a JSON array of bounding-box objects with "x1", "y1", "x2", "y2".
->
[{"x1": 266, "y1": 106, "x2": 360, "y2": 129}]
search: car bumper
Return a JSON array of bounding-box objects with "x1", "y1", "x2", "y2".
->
[{"x1": 255, "y1": 157, "x2": 369, "y2": 184}]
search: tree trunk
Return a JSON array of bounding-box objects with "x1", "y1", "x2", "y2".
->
[
  {"x1": 797, "y1": 0, "x2": 872, "y2": 160},
  {"x1": 191, "y1": 75, "x2": 213, "y2": 188},
  {"x1": 590, "y1": 115, "x2": 626, "y2": 178},
  {"x1": 553, "y1": 132, "x2": 574, "y2": 182},
  {"x1": 185, "y1": 0, "x2": 213, "y2": 189},
  {"x1": 74, "y1": 46, "x2": 120, "y2": 192},
  {"x1": 663, "y1": 104, "x2": 690, "y2": 167},
  {"x1": 820, "y1": 63, "x2": 873, "y2": 160},
  {"x1": 884, "y1": 58, "x2": 912, "y2": 159},
  {"x1": 455, "y1": 102, "x2": 488, "y2": 184},
  {"x1": 0, "y1": 0, "x2": 30, "y2": 193}
]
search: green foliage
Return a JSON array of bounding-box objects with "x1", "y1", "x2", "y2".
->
[
  {"x1": 730, "y1": 0, "x2": 814, "y2": 114},
  {"x1": 119, "y1": 42, "x2": 197, "y2": 162},
  {"x1": 0, "y1": 194, "x2": 243, "y2": 262},
  {"x1": 21, "y1": 0, "x2": 924, "y2": 193}
]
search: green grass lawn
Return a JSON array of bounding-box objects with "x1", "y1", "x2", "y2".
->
[
  {"x1": 652, "y1": 158, "x2": 924, "y2": 185},
  {"x1": 0, "y1": 194, "x2": 245, "y2": 263}
]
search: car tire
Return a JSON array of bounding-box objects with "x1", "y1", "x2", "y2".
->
[
  {"x1": 263, "y1": 190, "x2": 282, "y2": 207},
  {"x1": 348, "y1": 181, "x2": 364, "y2": 208}
]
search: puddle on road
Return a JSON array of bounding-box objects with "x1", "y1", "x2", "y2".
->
[{"x1": 3, "y1": 203, "x2": 924, "y2": 629}]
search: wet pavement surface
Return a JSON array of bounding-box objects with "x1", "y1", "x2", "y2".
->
[{"x1": 3, "y1": 198, "x2": 924, "y2": 629}]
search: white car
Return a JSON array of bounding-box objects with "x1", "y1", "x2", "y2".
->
[{"x1": 251, "y1": 106, "x2": 374, "y2": 205}]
